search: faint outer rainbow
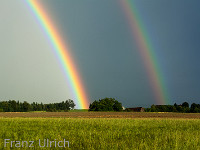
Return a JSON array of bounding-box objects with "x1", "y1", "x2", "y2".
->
[
  {"x1": 120, "y1": 0, "x2": 169, "y2": 104},
  {"x1": 26, "y1": 0, "x2": 89, "y2": 109}
]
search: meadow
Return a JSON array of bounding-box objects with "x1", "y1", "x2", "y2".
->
[{"x1": 0, "y1": 114, "x2": 200, "y2": 149}]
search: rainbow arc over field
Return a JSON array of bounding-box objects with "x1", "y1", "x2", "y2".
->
[
  {"x1": 26, "y1": 0, "x2": 89, "y2": 109},
  {"x1": 120, "y1": 0, "x2": 169, "y2": 104}
]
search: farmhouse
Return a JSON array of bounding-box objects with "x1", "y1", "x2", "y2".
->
[{"x1": 126, "y1": 107, "x2": 145, "y2": 112}]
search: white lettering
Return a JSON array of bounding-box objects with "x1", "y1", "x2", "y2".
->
[
  {"x1": 64, "y1": 139, "x2": 69, "y2": 148},
  {"x1": 4, "y1": 139, "x2": 10, "y2": 147},
  {"x1": 58, "y1": 141, "x2": 63, "y2": 147},
  {"x1": 15, "y1": 141, "x2": 21, "y2": 148},
  {"x1": 22, "y1": 141, "x2": 28, "y2": 147},
  {"x1": 29, "y1": 141, "x2": 34, "y2": 147},
  {"x1": 39, "y1": 139, "x2": 45, "y2": 147},
  {"x1": 50, "y1": 141, "x2": 54, "y2": 147}
]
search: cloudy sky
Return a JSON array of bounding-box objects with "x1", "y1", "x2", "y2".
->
[{"x1": 0, "y1": 0, "x2": 200, "y2": 108}]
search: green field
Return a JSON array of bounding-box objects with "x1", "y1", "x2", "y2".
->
[
  {"x1": 0, "y1": 118, "x2": 200, "y2": 149},
  {"x1": 69, "y1": 109, "x2": 89, "y2": 112}
]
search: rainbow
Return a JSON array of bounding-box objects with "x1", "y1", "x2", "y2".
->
[
  {"x1": 120, "y1": 0, "x2": 169, "y2": 104},
  {"x1": 25, "y1": 0, "x2": 89, "y2": 109}
]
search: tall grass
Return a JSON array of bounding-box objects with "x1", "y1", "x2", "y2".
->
[{"x1": 0, "y1": 118, "x2": 200, "y2": 149}]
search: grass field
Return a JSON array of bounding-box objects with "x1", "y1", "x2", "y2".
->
[
  {"x1": 69, "y1": 109, "x2": 89, "y2": 112},
  {"x1": 0, "y1": 113, "x2": 200, "y2": 149}
]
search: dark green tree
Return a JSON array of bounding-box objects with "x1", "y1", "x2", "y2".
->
[
  {"x1": 150, "y1": 105, "x2": 157, "y2": 112},
  {"x1": 89, "y1": 98, "x2": 122, "y2": 111},
  {"x1": 182, "y1": 102, "x2": 189, "y2": 108},
  {"x1": 89, "y1": 100, "x2": 100, "y2": 111},
  {"x1": 113, "y1": 100, "x2": 123, "y2": 111},
  {"x1": 190, "y1": 103, "x2": 200, "y2": 113},
  {"x1": 66, "y1": 99, "x2": 76, "y2": 110},
  {"x1": 22, "y1": 101, "x2": 31, "y2": 112}
]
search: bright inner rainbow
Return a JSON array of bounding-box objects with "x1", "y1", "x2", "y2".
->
[{"x1": 26, "y1": 0, "x2": 89, "y2": 109}]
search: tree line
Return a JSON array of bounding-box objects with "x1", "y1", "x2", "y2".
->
[
  {"x1": 0, "y1": 99, "x2": 75, "y2": 112},
  {"x1": 1, "y1": 98, "x2": 200, "y2": 113},
  {"x1": 145, "y1": 102, "x2": 200, "y2": 113}
]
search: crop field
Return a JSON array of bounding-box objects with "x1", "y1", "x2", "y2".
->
[
  {"x1": 0, "y1": 118, "x2": 200, "y2": 150},
  {"x1": 0, "y1": 112, "x2": 200, "y2": 150},
  {"x1": 0, "y1": 112, "x2": 200, "y2": 149}
]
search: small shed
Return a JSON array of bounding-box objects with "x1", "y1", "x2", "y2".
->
[{"x1": 126, "y1": 107, "x2": 145, "y2": 112}]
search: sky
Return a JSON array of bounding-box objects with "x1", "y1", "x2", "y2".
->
[{"x1": 0, "y1": 0, "x2": 200, "y2": 108}]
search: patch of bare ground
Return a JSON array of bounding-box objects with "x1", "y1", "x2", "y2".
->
[{"x1": 0, "y1": 112, "x2": 200, "y2": 118}]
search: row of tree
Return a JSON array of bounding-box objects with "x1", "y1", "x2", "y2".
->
[
  {"x1": 1, "y1": 98, "x2": 199, "y2": 113},
  {"x1": 0, "y1": 99, "x2": 75, "y2": 112},
  {"x1": 145, "y1": 102, "x2": 200, "y2": 113},
  {"x1": 0, "y1": 98, "x2": 123, "y2": 112}
]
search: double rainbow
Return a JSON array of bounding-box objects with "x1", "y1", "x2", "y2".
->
[
  {"x1": 120, "y1": 0, "x2": 169, "y2": 104},
  {"x1": 26, "y1": 0, "x2": 89, "y2": 109},
  {"x1": 26, "y1": 0, "x2": 169, "y2": 107}
]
